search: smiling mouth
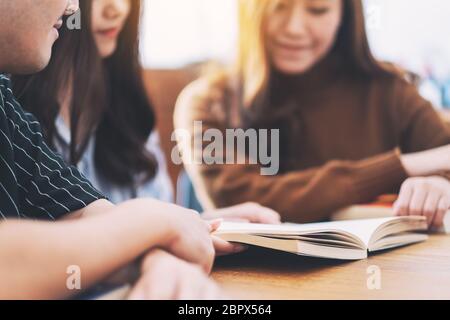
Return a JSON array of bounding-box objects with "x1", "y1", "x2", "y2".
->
[
  {"x1": 97, "y1": 27, "x2": 121, "y2": 39},
  {"x1": 276, "y1": 42, "x2": 313, "y2": 51}
]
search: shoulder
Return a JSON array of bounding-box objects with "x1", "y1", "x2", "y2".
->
[
  {"x1": 0, "y1": 74, "x2": 18, "y2": 123},
  {"x1": 364, "y1": 68, "x2": 439, "y2": 129},
  {"x1": 366, "y1": 65, "x2": 423, "y2": 100},
  {"x1": 175, "y1": 72, "x2": 235, "y2": 129},
  {"x1": 0, "y1": 74, "x2": 13, "y2": 101},
  {"x1": 0, "y1": 73, "x2": 10, "y2": 87},
  {"x1": 0, "y1": 74, "x2": 21, "y2": 113},
  {"x1": 0, "y1": 74, "x2": 11, "y2": 110},
  {"x1": 361, "y1": 67, "x2": 431, "y2": 114},
  {"x1": 0, "y1": 74, "x2": 42, "y2": 129}
]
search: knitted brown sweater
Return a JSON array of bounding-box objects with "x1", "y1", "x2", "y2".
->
[{"x1": 175, "y1": 56, "x2": 450, "y2": 223}]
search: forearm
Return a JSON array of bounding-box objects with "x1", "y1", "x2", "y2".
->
[
  {"x1": 61, "y1": 200, "x2": 148, "y2": 287},
  {"x1": 0, "y1": 199, "x2": 173, "y2": 300},
  {"x1": 191, "y1": 151, "x2": 407, "y2": 223},
  {"x1": 400, "y1": 145, "x2": 450, "y2": 177}
]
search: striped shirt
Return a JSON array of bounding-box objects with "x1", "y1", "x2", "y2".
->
[{"x1": 0, "y1": 74, "x2": 105, "y2": 220}]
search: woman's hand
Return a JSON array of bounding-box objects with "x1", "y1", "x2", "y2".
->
[
  {"x1": 203, "y1": 202, "x2": 281, "y2": 224},
  {"x1": 210, "y1": 235, "x2": 248, "y2": 257},
  {"x1": 203, "y1": 203, "x2": 281, "y2": 256},
  {"x1": 393, "y1": 176, "x2": 450, "y2": 229},
  {"x1": 207, "y1": 219, "x2": 247, "y2": 256},
  {"x1": 128, "y1": 250, "x2": 223, "y2": 300}
]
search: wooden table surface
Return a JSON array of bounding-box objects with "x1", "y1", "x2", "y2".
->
[{"x1": 212, "y1": 234, "x2": 450, "y2": 300}]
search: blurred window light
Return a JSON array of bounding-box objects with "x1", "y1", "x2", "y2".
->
[
  {"x1": 140, "y1": 0, "x2": 237, "y2": 68},
  {"x1": 364, "y1": 0, "x2": 450, "y2": 77}
]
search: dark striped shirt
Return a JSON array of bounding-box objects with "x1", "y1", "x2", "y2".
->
[{"x1": 0, "y1": 74, "x2": 105, "y2": 220}]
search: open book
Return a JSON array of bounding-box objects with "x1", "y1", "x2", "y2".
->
[
  {"x1": 332, "y1": 205, "x2": 450, "y2": 234},
  {"x1": 215, "y1": 217, "x2": 428, "y2": 260}
]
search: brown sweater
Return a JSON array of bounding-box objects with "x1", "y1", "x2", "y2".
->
[{"x1": 174, "y1": 56, "x2": 450, "y2": 223}]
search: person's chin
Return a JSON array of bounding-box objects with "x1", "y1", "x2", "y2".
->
[
  {"x1": 34, "y1": 50, "x2": 52, "y2": 72},
  {"x1": 26, "y1": 37, "x2": 57, "y2": 72},
  {"x1": 99, "y1": 44, "x2": 117, "y2": 59},
  {"x1": 18, "y1": 51, "x2": 52, "y2": 75},
  {"x1": 275, "y1": 61, "x2": 315, "y2": 75}
]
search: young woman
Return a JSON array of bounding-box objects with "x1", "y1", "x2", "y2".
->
[{"x1": 175, "y1": 0, "x2": 450, "y2": 229}]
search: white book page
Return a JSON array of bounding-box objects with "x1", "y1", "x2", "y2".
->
[
  {"x1": 333, "y1": 207, "x2": 450, "y2": 235},
  {"x1": 217, "y1": 217, "x2": 402, "y2": 247}
]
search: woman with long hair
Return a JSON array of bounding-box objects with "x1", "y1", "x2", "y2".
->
[
  {"x1": 12, "y1": 0, "x2": 280, "y2": 226},
  {"x1": 175, "y1": 0, "x2": 450, "y2": 228},
  {"x1": 13, "y1": 0, "x2": 169, "y2": 203}
]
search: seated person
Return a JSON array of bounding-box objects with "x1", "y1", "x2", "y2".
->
[{"x1": 175, "y1": 0, "x2": 450, "y2": 229}]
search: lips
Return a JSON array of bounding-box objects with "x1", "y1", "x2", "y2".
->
[
  {"x1": 50, "y1": 18, "x2": 63, "y2": 40},
  {"x1": 276, "y1": 41, "x2": 313, "y2": 51},
  {"x1": 97, "y1": 27, "x2": 121, "y2": 39},
  {"x1": 53, "y1": 18, "x2": 63, "y2": 30}
]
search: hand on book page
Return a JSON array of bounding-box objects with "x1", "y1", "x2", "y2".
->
[
  {"x1": 394, "y1": 176, "x2": 450, "y2": 230},
  {"x1": 206, "y1": 219, "x2": 251, "y2": 256},
  {"x1": 333, "y1": 206, "x2": 450, "y2": 235},
  {"x1": 331, "y1": 194, "x2": 450, "y2": 235}
]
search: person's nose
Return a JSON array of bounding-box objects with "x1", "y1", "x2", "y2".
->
[
  {"x1": 284, "y1": 6, "x2": 307, "y2": 37},
  {"x1": 104, "y1": 0, "x2": 126, "y2": 20}
]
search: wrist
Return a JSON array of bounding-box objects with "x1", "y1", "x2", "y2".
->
[
  {"x1": 116, "y1": 199, "x2": 180, "y2": 250},
  {"x1": 142, "y1": 200, "x2": 180, "y2": 249},
  {"x1": 401, "y1": 150, "x2": 439, "y2": 177},
  {"x1": 404, "y1": 146, "x2": 450, "y2": 177},
  {"x1": 141, "y1": 249, "x2": 172, "y2": 272},
  {"x1": 400, "y1": 153, "x2": 421, "y2": 176}
]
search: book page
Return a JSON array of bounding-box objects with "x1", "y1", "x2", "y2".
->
[
  {"x1": 216, "y1": 217, "x2": 403, "y2": 247},
  {"x1": 333, "y1": 206, "x2": 450, "y2": 235}
]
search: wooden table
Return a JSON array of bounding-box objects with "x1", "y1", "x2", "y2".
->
[{"x1": 212, "y1": 235, "x2": 450, "y2": 300}]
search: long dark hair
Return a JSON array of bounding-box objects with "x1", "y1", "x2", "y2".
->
[
  {"x1": 12, "y1": 0, "x2": 157, "y2": 186},
  {"x1": 334, "y1": 0, "x2": 396, "y2": 75}
]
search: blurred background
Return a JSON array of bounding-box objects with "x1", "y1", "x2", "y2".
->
[{"x1": 140, "y1": 0, "x2": 450, "y2": 109}]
